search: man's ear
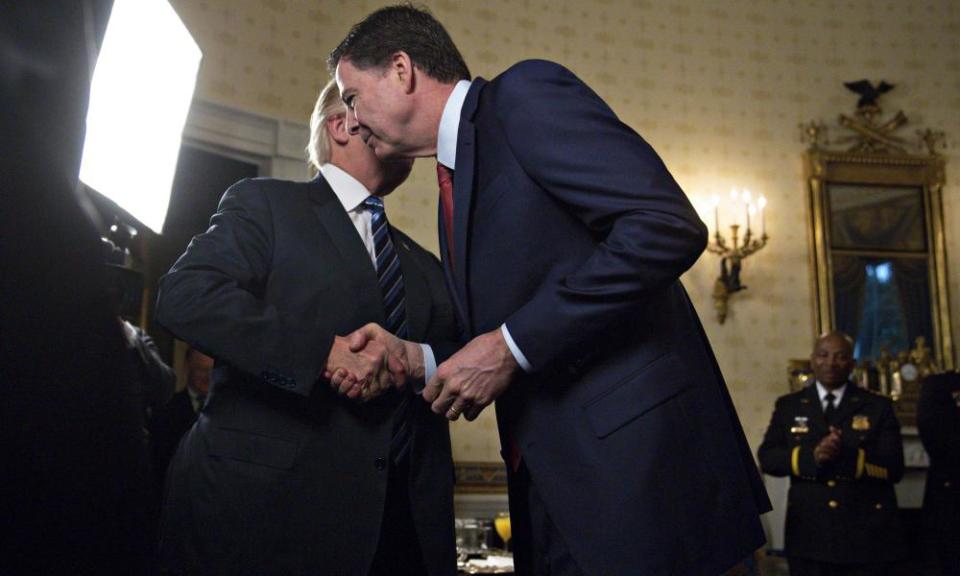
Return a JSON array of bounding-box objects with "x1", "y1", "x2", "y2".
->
[
  {"x1": 391, "y1": 51, "x2": 415, "y2": 93},
  {"x1": 327, "y1": 113, "x2": 350, "y2": 146}
]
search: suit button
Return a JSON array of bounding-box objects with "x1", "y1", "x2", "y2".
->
[
  {"x1": 828, "y1": 500, "x2": 839, "y2": 509},
  {"x1": 945, "y1": 481, "x2": 952, "y2": 488},
  {"x1": 375, "y1": 457, "x2": 386, "y2": 471},
  {"x1": 827, "y1": 480, "x2": 836, "y2": 487},
  {"x1": 875, "y1": 503, "x2": 883, "y2": 510}
]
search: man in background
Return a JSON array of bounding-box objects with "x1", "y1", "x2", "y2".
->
[
  {"x1": 330, "y1": 5, "x2": 770, "y2": 575},
  {"x1": 759, "y1": 331, "x2": 905, "y2": 576},
  {"x1": 917, "y1": 369, "x2": 960, "y2": 576},
  {"x1": 148, "y1": 347, "x2": 212, "y2": 489},
  {"x1": 154, "y1": 79, "x2": 459, "y2": 576},
  {"x1": 2, "y1": 3, "x2": 164, "y2": 573}
]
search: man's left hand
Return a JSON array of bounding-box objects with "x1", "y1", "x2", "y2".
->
[{"x1": 423, "y1": 328, "x2": 519, "y2": 421}]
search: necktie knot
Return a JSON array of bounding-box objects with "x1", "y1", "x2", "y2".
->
[
  {"x1": 436, "y1": 163, "x2": 454, "y2": 186},
  {"x1": 825, "y1": 392, "x2": 836, "y2": 406},
  {"x1": 363, "y1": 195, "x2": 385, "y2": 214}
]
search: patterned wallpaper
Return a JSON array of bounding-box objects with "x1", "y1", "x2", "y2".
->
[{"x1": 170, "y1": 0, "x2": 960, "y2": 462}]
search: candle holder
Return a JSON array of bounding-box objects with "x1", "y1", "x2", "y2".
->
[{"x1": 706, "y1": 193, "x2": 769, "y2": 324}]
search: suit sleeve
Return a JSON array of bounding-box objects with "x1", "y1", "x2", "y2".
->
[
  {"x1": 918, "y1": 374, "x2": 960, "y2": 465},
  {"x1": 493, "y1": 61, "x2": 708, "y2": 372},
  {"x1": 832, "y1": 397, "x2": 904, "y2": 483},
  {"x1": 133, "y1": 327, "x2": 176, "y2": 408},
  {"x1": 155, "y1": 180, "x2": 335, "y2": 396},
  {"x1": 758, "y1": 397, "x2": 818, "y2": 479}
]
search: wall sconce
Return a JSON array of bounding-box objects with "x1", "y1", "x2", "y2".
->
[{"x1": 705, "y1": 188, "x2": 769, "y2": 324}]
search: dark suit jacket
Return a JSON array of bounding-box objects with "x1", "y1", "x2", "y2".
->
[
  {"x1": 445, "y1": 60, "x2": 771, "y2": 575},
  {"x1": 917, "y1": 371, "x2": 960, "y2": 568},
  {"x1": 148, "y1": 389, "x2": 198, "y2": 489},
  {"x1": 758, "y1": 384, "x2": 905, "y2": 564},
  {"x1": 155, "y1": 176, "x2": 459, "y2": 576}
]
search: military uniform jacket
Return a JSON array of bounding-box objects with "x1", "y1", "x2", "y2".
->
[
  {"x1": 917, "y1": 371, "x2": 960, "y2": 551},
  {"x1": 758, "y1": 384, "x2": 905, "y2": 564}
]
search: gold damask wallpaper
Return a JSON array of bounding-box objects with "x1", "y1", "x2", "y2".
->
[{"x1": 169, "y1": 0, "x2": 960, "y2": 461}]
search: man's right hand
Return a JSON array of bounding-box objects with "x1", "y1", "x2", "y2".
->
[
  {"x1": 325, "y1": 334, "x2": 406, "y2": 402},
  {"x1": 346, "y1": 323, "x2": 424, "y2": 382},
  {"x1": 813, "y1": 426, "x2": 842, "y2": 465}
]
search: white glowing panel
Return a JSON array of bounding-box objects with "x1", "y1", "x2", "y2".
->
[{"x1": 80, "y1": 0, "x2": 201, "y2": 233}]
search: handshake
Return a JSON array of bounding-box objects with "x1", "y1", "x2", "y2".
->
[
  {"x1": 324, "y1": 323, "x2": 520, "y2": 422},
  {"x1": 323, "y1": 323, "x2": 420, "y2": 403}
]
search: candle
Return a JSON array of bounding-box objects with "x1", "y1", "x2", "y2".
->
[
  {"x1": 711, "y1": 194, "x2": 721, "y2": 236},
  {"x1": 758, "y1": 195, "x2": 767, "y2": 236},
  {"x1": 742, "y1": 189, "x2": 752, "y2": 232},
  {"x1": 729, "y1": 187, "x2": 739, "y2": 228},
  {"x1": 748, "y1": 204, "x2": 756, "y2": 234}
]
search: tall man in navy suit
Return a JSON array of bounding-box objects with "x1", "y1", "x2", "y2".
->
[{"x1": 330, "y1": 6, "x2": 771, "y2": 575}]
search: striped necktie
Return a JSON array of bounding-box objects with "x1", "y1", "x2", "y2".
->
[
  {"x1": 364, "y1": 196, "x2": 408, "y2": 339},
  {"x1": 364, "y1": 196, "x2": 411, "y2": 463}
]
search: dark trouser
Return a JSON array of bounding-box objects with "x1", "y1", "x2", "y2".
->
[
  {"x1": 507, "y1": 460, "x2": 758, "y2": 576},
  {"x1": 507, "y1": 462, "x2": 585, "y2": 576},
  {"x1": 929, "y1": 539, "x2": 960, "y2": 576},
  {"x1": 368, "y1": 457, "x2": 427, "y2": 576},
  {"x1": 788, "y1": 557, "x2": 890, "y2": 576}
]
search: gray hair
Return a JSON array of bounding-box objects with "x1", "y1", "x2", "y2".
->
[{"x1": 306, "y1": 79, "x2": 345, "y2": 170}]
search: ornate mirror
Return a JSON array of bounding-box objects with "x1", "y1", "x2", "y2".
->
[{"x1": 802, "y1": 81, "x2": 954, "y2": 371}]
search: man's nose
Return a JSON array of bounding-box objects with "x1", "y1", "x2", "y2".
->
[{"x1": 345, "y1": 109, "x2": 360, "y2": 135}]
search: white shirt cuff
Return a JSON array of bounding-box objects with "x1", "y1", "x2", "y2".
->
[
  {"x1": 418, "y1": 343, "x2": 437, "y2": 394},
  {"x1": 501, "y1": 324, "x2": 532, "y2": 373}
]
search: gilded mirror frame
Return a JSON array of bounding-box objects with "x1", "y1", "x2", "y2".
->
[{"x1": 804, "y1": 149, "x2": 954, "y2": 370}]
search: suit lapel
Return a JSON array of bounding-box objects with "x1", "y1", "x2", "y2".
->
[
  {"x1": 801, "y1": 384, "x2": 829, "y2": 437},
  {"x1": 307, "y1": 177, "x2": 384, "y2": 322},
  {"x1": 392, "y1": 232, "x2": 429, "y2": 341},
  {"x1": 446, "y1": 78, "x2": 486, "y2": 337},
  {"x1": 835, "y1": 385, "x2": 864, "y2": 426}
]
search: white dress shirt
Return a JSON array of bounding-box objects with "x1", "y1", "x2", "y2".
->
[
  {"x1": 437, "y1": 80, "x2": 532, "y2": 373},
  {"x1": 815, "y1": 381, "x2": 847, "y2": 411},
  {"x1": 320, "y1": 163, "x2": 437, "y2": 385}
]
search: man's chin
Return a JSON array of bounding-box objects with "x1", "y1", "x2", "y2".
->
[{"x1": 371, "y1": 144, "x2": 403, "y2": 161}]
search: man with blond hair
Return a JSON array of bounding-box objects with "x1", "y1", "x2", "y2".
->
[{"x1": 155, "y1": 79, "x2": 459, "y2": 576}]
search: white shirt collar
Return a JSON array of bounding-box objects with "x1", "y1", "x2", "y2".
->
[
  {"x1": 186, "y1": 386, "x2": 204, "y2": 413},
  {"x1": 816, "y1": 381, "x2": 848, "y2": 407},
  {"x1": 320, "y1": 163, "x2": 372, "y2": 212},
  {"x1": 436, "y1": 79, "x2": 472, "y2": 169}
]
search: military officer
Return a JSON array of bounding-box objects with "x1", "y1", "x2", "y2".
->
[
  {"x1": 758, "y1": 331, "x2": 905, "y2": 576},
  {"x1": 917, "y1": 370, "x2": 960, "y2": 576}
]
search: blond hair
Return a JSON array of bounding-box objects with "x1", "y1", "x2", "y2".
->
[{"x1": 306, "y1": 79, "x2": 346, "y2": 170}]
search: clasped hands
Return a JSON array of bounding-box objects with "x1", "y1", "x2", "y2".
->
[
  {"x1": 814, "y1": 426, "x2": 843, "y2": 465},
  {"x1": 325, "y1": 324, "x2": 518, "y2": 421},
  {"x1": 324, "y1": 324, "x2": 421, "y2": 402}
]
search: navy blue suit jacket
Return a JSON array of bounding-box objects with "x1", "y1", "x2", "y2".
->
[{"x1": 443, "y1": 60, "x2": 771, "y2": 575}]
